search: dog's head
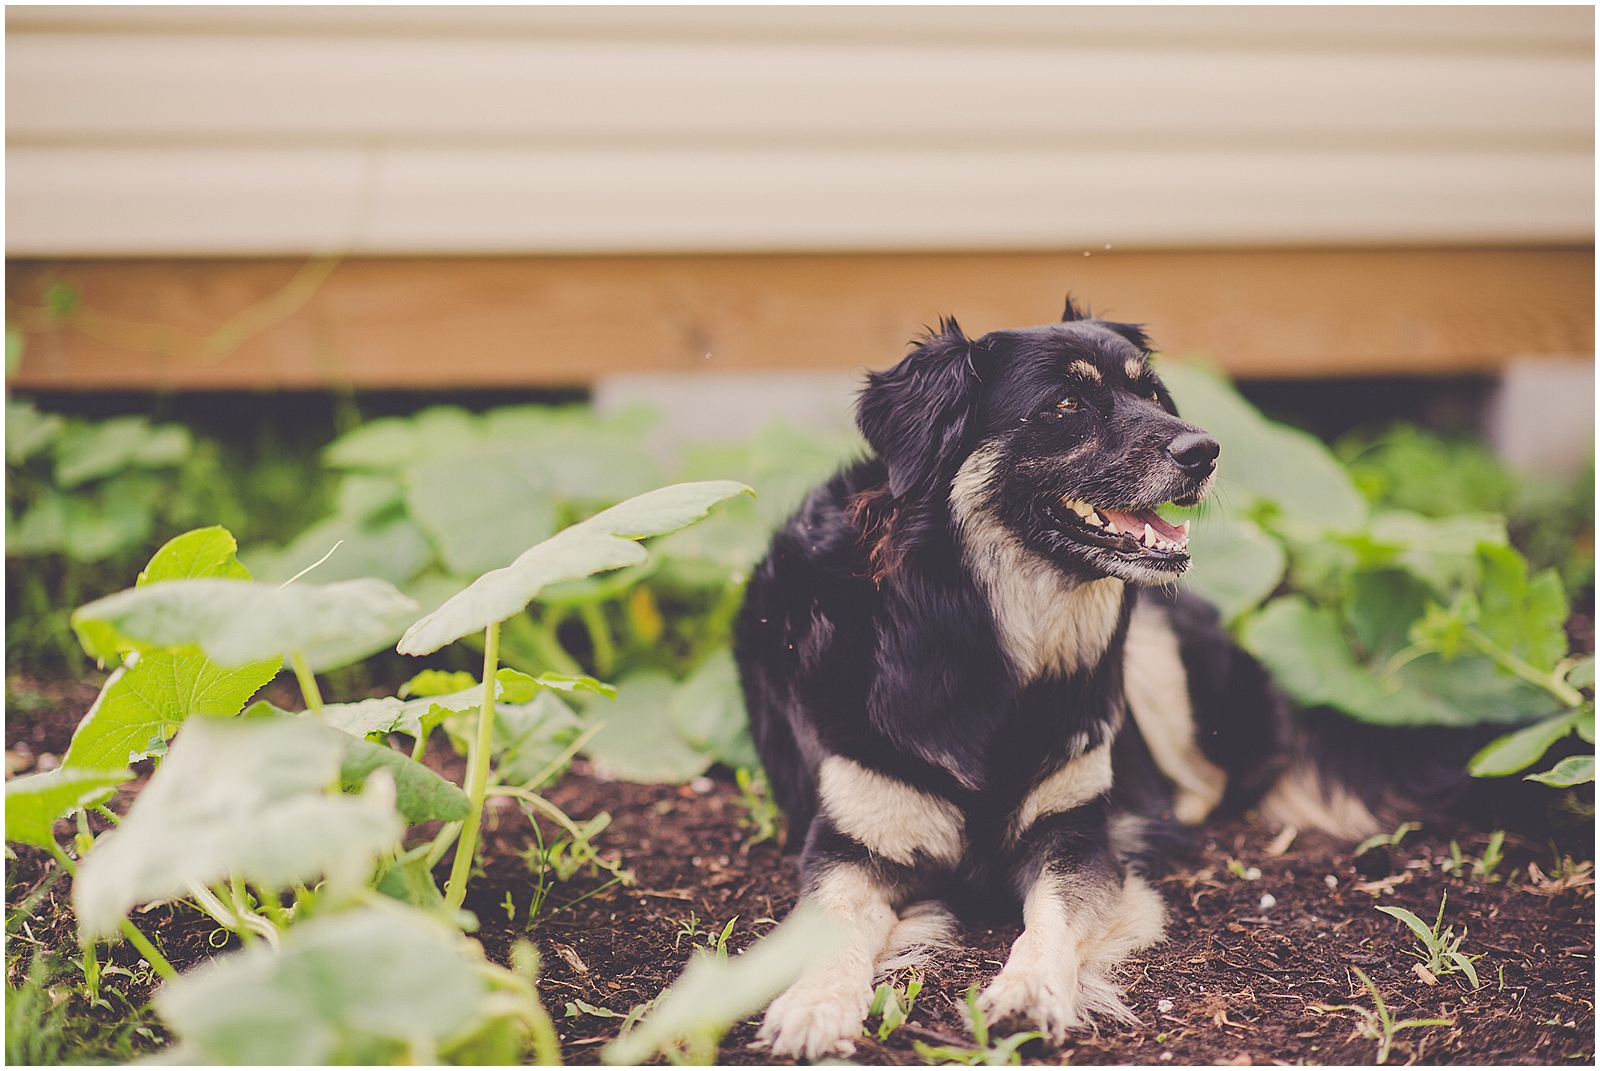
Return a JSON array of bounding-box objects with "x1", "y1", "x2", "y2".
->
[{"x1": 857, "y1": 299, "x2": 1217, "y2": 584}]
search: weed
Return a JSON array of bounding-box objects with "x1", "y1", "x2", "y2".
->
[
  {"x1": 1442, "y1": 831, "x2": 1506, "y2": 882},
  {"x1": 912, "y1": 985, "x2": 1045, "y2": 1066},
  {"x1": 1342, "y1": 966, "x2": 1453, "y2": 1064},
  {"x1": 673, "y1": 912, "x2": 705, "y2": 951},
  {"x1": 706, "y1": 916, "x2": 737, "y2": 958},
  {"x1": 734, "y1": 766, "x2": 781, "y2": 851},
  {"x1": 4, "y1": 954, "x2": 166, "y2": 1065},
  {"x1": 1376, "y1": 891, "x2": 1483, "y2": 988},
  {"x1": 868, "y1": 971, "x2": 923, "y2": 1040},
  {"x1": 1355, "y1": 821, "x2": 1420, "y2": 859}
]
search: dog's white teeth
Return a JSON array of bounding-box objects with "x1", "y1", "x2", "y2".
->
[
  {"x1": 1084, "y1": 512, "x2": 1103, "y2": 527},
  {"x1": 1103, "y1": 519, "x2": 1118, "y2": 535},
  {"x1": 1142, "y1": 523, "x2": 1158, "y2": 547},
  {"x1": 1069, "y1": 499, "x2": 1096, "y2": 520}
]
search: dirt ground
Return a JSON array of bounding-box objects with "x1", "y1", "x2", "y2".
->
[{"x1": 6, "y1": 677, "x2": 1596, "y2": 1066}]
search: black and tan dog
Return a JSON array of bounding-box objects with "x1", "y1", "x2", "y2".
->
[{"x1": 733, "y1": 301, "x2": 1472, "y2": 1058}]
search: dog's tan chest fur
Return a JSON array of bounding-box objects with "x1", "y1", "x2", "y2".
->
[{"x1": 950, "y1": 445, "x2": 1126, "y2": 681}]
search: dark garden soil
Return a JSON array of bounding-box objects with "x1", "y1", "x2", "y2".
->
[{"x1": 7, "y1": 675, "x2": 1596, "y2": 1066}]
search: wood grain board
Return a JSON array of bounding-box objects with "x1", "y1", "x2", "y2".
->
[{"x1": 6, "y1": 248, "x2": 1592, "y2": 391}]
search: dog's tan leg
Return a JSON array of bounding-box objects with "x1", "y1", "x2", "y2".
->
[
  {"x1": 757, "y1": 863, "x2": 900, "y2": 1058},
  {"x1": 978, "y1": 865, "x2": 1165, "y2": 1041}
]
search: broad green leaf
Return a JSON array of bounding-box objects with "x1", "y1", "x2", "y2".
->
[
  {"x1": 398, "y1": 481, "x2": 752, "y2": 656},
  {"x1": 1364, "y1": 511, "x2": 1508, "y2": 594},
  {"x1": 404, "y1": 449, "x2": 560, "y2": 576},
  {"x1": 6, "y1": 492, "x2": 67, "y2": 555},
  {"x1": 1475, "y1": 543, "x2": 1568, "y2": 672},
  {"x1": 1526, "y1": 755, "x2": 1595, "y2": 787},
  {"x1": 155, "y1": 906, "x2": 497, "y2": 1065},
  {"x1": 323, "y1": 406, "x2": 481, "y2": 471},
  {"x1": 1569, "y1": 658, "x2": 1596, "y2": 691},
  {"x1": 335, "y1": 472, "x2": 408, "y2": 521},
  {"x1": 583, "y1": 672, "x2": 713, "y2": 784},
  {"x1": 64, "y1": 529, "x2": 282, "y2": 773},
  {"x1": 1345, "y1": 569, "x2": 1432, "y2": 662},
  {"x1": 1468, "y1": 711, "x2": 1584, "y2": 777},
  {"x1": 4, "y1": 768, "x2": 131, "y2": 850},
  {"x1": 1576, "y1": 707, "x2": 1595, "y2": 744},
  {"x1": 604, "y1": 903, "x2": 848, "y2": 1065},
  {"x1": 1237, "y1": 596, "x2": 1535, "y2": 727},
  {"x1": 529, "y1": 672, "x2": 616, "y2": 699},
  {"x1": 1177, "y1": 511, "x2": 1286, "y2": 623},
  {"x1": 480, "y1": 404, "x2": 663, "y2": 502},
  {"x1": 6, "y1": 399, "x2": 65, "y2": 465},
  {"x1": 495, "y1": 668, "x2": 541, "y2": 704},
  {"x1": 399, "y1": 669, "x2": 479, "y2": 699},
  {"x1": 72, "y1": 576, "x2": 418, "y2": 668},
  {"x1": 1156, "y1": 361, "x2": 1367, "y2": 535},
  {"x1": 339, "y1": 737, "x2": 472, "y2": 824},
  {"x1": 53, "y1": 415, "x2": 191, "y2": 489},
  {"x1": 320, "y1": 697, "x2": 407, "y2": 739},
  {"x1": 140, "y1": 526, "x2": 251, "y2": 585},
  {"x1": 490, "y1": 691, "x2": 585, "y2": 788},
  {"x1": 73, "y1": 716, "x2": 403, "y2": 938},
  {"x1": 670, "y1": 648, "x2": 759, "y2": 770},
  {"x1": 245, "y1": 514, "x2": 433, "y2": 588},
  {"x1": 60, "y1": 475, "x2": 162, "y2": 562}
]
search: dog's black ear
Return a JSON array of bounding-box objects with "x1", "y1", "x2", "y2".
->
[
  {"x1": 1101, "y1": 319, "x2": 1154, "y2": 355},
  {"x1": 1061, "y1": 294, "x2": 1090, "y2": 322},
  {"x1": 858, "y1": 317, "x2": 983, "y2": 500}
]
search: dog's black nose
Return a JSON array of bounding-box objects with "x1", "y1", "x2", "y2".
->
[{"x1": 1168, "y1": 432, "x2": 1219, "y2": 476}]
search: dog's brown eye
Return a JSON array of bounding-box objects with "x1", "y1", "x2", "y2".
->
[{"x1": 1057, "y1": 395, "x2": 1081, "y2": 412}]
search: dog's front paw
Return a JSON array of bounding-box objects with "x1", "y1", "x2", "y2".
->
[
  {"x1": 758, "y1": 978, "x2": 871, "y2": 1059},
  {"x1": 977, "y1": 964, "x2": 1084, "y2": 1043}
]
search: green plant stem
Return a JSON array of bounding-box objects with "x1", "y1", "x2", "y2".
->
[
  {"x1": 42, "y1": 839, "x2": 178, "y2": 982},
  {"x1": 290, "y1": 650, "x2": 324, "y2": 712},
  {"x1": 578, "y1": 602, "x2": 616, "y2": 676},
  {"x1": 531, "y1": 611, "x2": 583, "y2": 676},
  {"x1": 1464, "y1": 627, "x2": 1585, "y2": 707},
  {"x1": 444, "y1": 621, "x2": 501, "y2": 911}
]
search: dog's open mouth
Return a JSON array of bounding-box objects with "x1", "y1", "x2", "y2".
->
[{"x1": 1055, "y1": 496, "x2": 1190, "y2": 557}]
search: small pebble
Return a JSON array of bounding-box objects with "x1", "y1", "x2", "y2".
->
[
  {"x1": 1259, "y1": 893, "x2": 1278, "y2": 910},
  {"x1": 1324, "y1": 874, "x2": 1339, "y2": 889},
  {"x1": 1160, "y1": 1052, "x2": 1174, "y2": 1061},
  {"x1": 1157, "y1": 999, "x2": 1174, "y2": 1013},
  {"x1": 36, "y1": 752, "x2": 60, "y2": 772},
  {"x1": 690, "y1": 776, "x2": 715, "y2": 795},
  {"x1": 1244, "y1": 866, "x2": 1262, "y2": 881}
]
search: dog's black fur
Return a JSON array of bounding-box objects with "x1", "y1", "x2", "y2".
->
[{"x1": 732, "y1": 301, "x2": 1507, "y2": 1057}]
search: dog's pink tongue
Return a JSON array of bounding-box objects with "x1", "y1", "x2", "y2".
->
[{"x1": 1101, "y1": 508, "x2": 1185, "y2": 540}]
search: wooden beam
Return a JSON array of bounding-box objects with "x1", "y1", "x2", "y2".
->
[{"x1": 6, "y1": 247, "x2": 1592, "y2": 391}]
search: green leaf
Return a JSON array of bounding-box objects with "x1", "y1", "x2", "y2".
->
[
  {"x1": 404, "y1": 449, "x2": 561, "y2": 576},
  {"x1": 490, "y1": 691, "x2": 585, "y2": 788},
  {"x1": 4, "y1": 768, "x2": 131, "y2": 850},
  {"x1": 319, "y1": 697, "x2": 407, "y2": 739},
  {"x1": 53, "y1": 416, "x2": 191, "y2": 489},
  {"x1": 1176, "y1": 511, "x2": 1286, "y2": 623},
  {"x1": 244, "y1": 514, "x2": 434, "y2": 589},
  {"x1": 1155, "y1": 361, "x2": 1367, "y2": 535},
  {"x1": 1345, "y1": 569, "x2": 1432, "y2": 662},
  {"x1": 670, "y1": 648, "x2": 759, "y2": 770},
  {"x1": 603, "y1": 903, "x2": 848, "y2": 1065},
  {"x1": 6, "y1": 399, "x2": 65, "y2": 465},
  {"x1": 1468, "y1": 711, "x2": 1582, "y2": 777},
  {"x1": 1568, "y1": 658, "x2": 1596, "y2": 692},
  {"x1": 339, "y1": 736, "x2": 472, "y2": 824},
  {"x1": 63, "y1": 529, "x2": 283, "y2": 773},
  {"x1": 324, "y1": 406, "x2": 481, "y2": 471},
  {"x1": 141, "y1": 526, "x2": 252, "y2": 585},
  {"x1": 72, "y1": 576, "x2": 418, "y2": 668},
  {"x1": 1474, "y1": 543, "x2": 1568, "y2": 673},
  {"x1": 398, "y1": 669, "x2": 478, "y2": 699},
  {"x1": 6, "y1": 491, "x2": 67, "y2": 555},
  {"x1": 6, "y1": 324, "x2": 23, "y2": 377},
  {"x1": 1375, "y1": 905, "x2": 1437, "y2": 947},
  {"x1": 1365, "y1": 511, "x2": 1508, "y2": 594},
  {"x1": 398, "y1": 481, "x2": 752, "y2": 656},
  {"x1": 530, "y1": 672, "x2": 616, "y2": 699},
  {"x1": 584, "y1": 672, "x2": 714, "y2": 784},
  {"x1": 154, "y1": 906, "x2": 501, "y2": 1064},
  {"x1": 1526, "y1": 755, "x2": 1595, "y2": 787},
  {"x1": 73, "y1": 716, "x2": 403, "y2": 938}
]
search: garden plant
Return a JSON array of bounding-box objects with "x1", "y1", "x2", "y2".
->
[{"x1": 5, "y1": 361, "x2": 1593, "y2": 1064}]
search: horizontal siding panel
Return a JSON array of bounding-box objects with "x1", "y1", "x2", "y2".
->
[
  {"x1": 8, "y1": 34, "x2": 1592, "y2": 146},
  {"x1": 7, "y1": 146, "x2": 1592, "y2": 256},
  {"x1": 6, "y1": 6, "x2": 1592, "y2": 55}
]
